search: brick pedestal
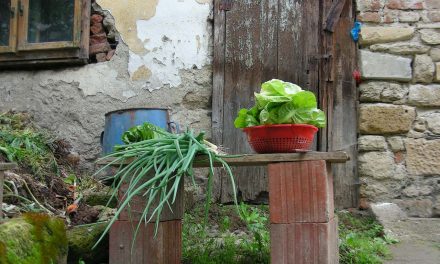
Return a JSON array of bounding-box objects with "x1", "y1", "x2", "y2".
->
[{"x1": 268, "y1": 161, "x2": 339, "y2": 264}]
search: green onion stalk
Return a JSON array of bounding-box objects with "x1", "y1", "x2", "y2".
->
[{"x1": 93, "y1": 125, "x2": 238, "y2": 250}]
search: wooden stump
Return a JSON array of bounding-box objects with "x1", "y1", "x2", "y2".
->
[{"x1": 268, "y1": 161, "x2": 339, "y2": 264}]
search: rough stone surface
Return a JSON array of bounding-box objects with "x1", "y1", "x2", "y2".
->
[
  {"x1": 413, "y1": 55, "x2": 435, "y2": 83},
  {"x1": 396, "y1": 199, "x2": 433, "y2": 217},
  {"x1": 426, "y1": 0, "x2": 440, "y2": 10},
  {"x1": 370, "y1": 202, "x2": 408, "y2": 224},
  {"x1": 408, "y1": 84, "x2": 440, "y2": 106},
  {"x1": 406, "y1": 138, "x2": 440, "y2": 175},
  {"x1": 399, "y1": 11, "x2": 421, "y2": 22},
  {"x1": 402, "y1": 185, "x2": 433, "y2": 197},
  {"x1": 431, "y1": 48, "x2": 440, "y2": 61},
  {"x1": 359, "y1": 81, "x2": 408, "y2": 102},
  {"x1": 359, "y1": 104, "x2": 416, "y2": 134},
  {"x1": 357, "y1": 0, "x2": 383, "y2": 12},
  {"x1": 359, "y1": 50, "x2": 412, "y2": 81},
  {"x1": 435, "y1": 63, "x2": 440, "y2": 82},
  {"x1": 359, "y1": 27, "x2": 415, "y2": 45},
  {"x1": 434, "y1": 196, "x2": 440, "y2": 216},
  {"x1": 369, "y1": 42, "x2": 430, "y2": 55},
  {"x1": 423, "y1": 112, "x2": 440, "y2": 133},
  {"x1": 358, "y1": 151, "x2": 395, "y2": 179},
  {"x1": 358, "y1": 135, "x2": 388, "y2": 151},
  {"x1": 420, "y1": 29, "x2": 440, "y2": 45},
  {"x1": 387, "y1": 136, "x2": 406, "y2": 151}
]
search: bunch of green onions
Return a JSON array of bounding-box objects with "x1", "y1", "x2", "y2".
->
[{"x1": 93, "y1": 126, "x2": 238, "y2": 248}]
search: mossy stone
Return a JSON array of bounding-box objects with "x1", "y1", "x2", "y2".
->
[
  {"x1": 0, "y1": 213, "x2": 67, "y2": 264},
  {"x1": 67, "y1": 222, "x2": 109, "y2": 263}
]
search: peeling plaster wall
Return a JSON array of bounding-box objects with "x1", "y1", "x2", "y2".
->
[{"x1": 0, "y1": 0, "x2": 213, "y2": 167}]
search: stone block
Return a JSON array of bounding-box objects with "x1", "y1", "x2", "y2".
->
[
  {"x1": 359, "y1": 104, "x2": 416, "y2": 134},
  {"x1": 359, "y1": 81, "x2": 408, "y2": 102},
  {"x1": 406, "y1": 138, "x2": 440, "y2": 175},
  {"x1": 423, "y1": 112, "x2": 440, "y2": 134},
  {"x1": 356, "y1": 0, "x2": 383, "y2": 12},
  {"x1": 402, "y1": 185, "x2": 433, "y2": 197},
  {"x1": 370, "y1": 203, "x2": 408, "y2": 224},
  {"x1": 369, "y1": 42, "x2": 430, "y2": 55},
  {"x1": 358, "y1": 151, "x2": 395, "y2": 179},
  {"x1": 387, "y1": 136, "x2": 405, "y2": 151},
  {"x1": 413, "y1": 55, "x2": 435, "y2": 83},
  {"x1": 427, "y1": 11, "x2": 440, "y2": 22},
  {"x1": 396, "y1": 199, "x2": 433, "y2": 217},
  {"x1": 431, "y1": 48, "x2": 440, "y2": 61},
  {"x1": 420, "y1": 29, "x2": 440, "y2": 45},
  {"x1": 426, "y1": 0, "x2": 440, "y2": 9},
  {"x1": 435, "y1": 63, "x2": 440, "y2": 82},
  {"x1": 358, "y1": 135, "x2": 387, "y2": 151},
  {"x1": 399, "y1": 11, "x2": 421, "y2": 22},
  {"x1": 359, "y1": 50, "x2": 412, "y2": 81},
  {"x1": 358, "y1": 12, "x2": 381, "y2": 23},
  {"x1": 387, "y1": 0, "x2": 425, "y2": 10},
  {"x1": 408, "y1": 84, "x2": 440, "y2": 106},
  {"x1": 359, "y1": 27, "x2": 415, "y2": 45}
]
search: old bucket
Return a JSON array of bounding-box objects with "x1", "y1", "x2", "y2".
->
[{"x1": 101, "y1": 108, "x2": 177, "y2": 154}]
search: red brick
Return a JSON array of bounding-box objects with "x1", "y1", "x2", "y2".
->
[
  {"x1": 358, "y1": 12, "x2": 382, "y2": 23},
  {"x1": 90, "y1": 33, "x2": 107, "y2": 45},
  {"x1": 387, "y1": 0, "x2": 425, "y2": 10},
  {"x1": 359, "y1": 198, "x2": 371, "y2": 210},
  {"x1": 358, "y1": 0, "x2": 383, "y2": 12},
  {"x1": 91, "y1": 14, "x2": 103, "y2": 24},
  {"x1": 90, "y1": 23, "x2": 105, "y2": 35},
  {"x1": 268, "y1": 161, "x2": 334, "y2": 224},
  {"x1": 270, "y1": 218, "x2": 339, "y2": 264},
  {"x1": 110, "y1": 220, "x2": 182, "y2": 264},
  {"x1": 89, "y1": 42, "x2": 111, "y2": 55}
]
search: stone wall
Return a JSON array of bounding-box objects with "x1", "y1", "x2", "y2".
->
[
  {"x1": 357, "y1": 0, "x2": 440, "y2": 217},
  {"x1": 0, "y1": 0, "x2": 213, "y2": 170}
]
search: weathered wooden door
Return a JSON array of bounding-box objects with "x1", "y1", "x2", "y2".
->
[{"x1": 212, "y1": 0, "x2": 358, "y2": 208}]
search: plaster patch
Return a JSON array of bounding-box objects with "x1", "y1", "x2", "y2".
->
[
  {"x1": 38, "y1": 63, "x2": 133, "y2": 101},
  {"x1": 97, "y1": 0, "x2": 159, "y2": 54},
  {"x1": 131, "y1": 0, "x2": 211, "y2": 90}
]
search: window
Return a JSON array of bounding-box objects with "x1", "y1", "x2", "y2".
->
[{"x1": 0, "y1": 0, "x2": 90, "y2": 68}]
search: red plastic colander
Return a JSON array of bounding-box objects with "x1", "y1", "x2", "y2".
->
[{"x1": 243, "y1": 124, "x2": 318, "y2": 153}]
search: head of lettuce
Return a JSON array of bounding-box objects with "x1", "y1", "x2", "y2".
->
[{"x1": 234, "y1": 79, "x2": 326, "y2": 128}]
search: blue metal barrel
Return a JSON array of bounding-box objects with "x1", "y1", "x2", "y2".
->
[{"x1": 101, "y1": 108, "x2": 170, "y2": 154}]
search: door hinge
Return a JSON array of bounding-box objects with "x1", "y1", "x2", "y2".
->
[{"x1": 219, "y1": 0, "x2": 233, "y2": 11}]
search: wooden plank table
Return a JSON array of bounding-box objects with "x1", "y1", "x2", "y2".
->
[
  {"x1": 103, "y1": 151, "x2": 348, "y2": 264},
  {"x1": 0, "y1": 163, "x2": 17, "y2": 219}
]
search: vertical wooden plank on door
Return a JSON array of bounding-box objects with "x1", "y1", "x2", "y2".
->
[
  {"x1": 329, "y1": 0, "x2": 359, "y2": 208},
  {"x1": 220, "y1": 0, "x2": 278, "y2": 203},
  {"x1": 212, "y1": 0, "x2": 226, "y2": 201},
  {"x1": 278, "y1": 0, "x2": 320, "y2": 96}
]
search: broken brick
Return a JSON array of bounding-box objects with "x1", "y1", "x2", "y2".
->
[
  {"x1": 106, "y1": 49, "x2": 116, "y2": 61},
  {"x1": 90, "y1": 23, "x2": 105, "y2": 35},
  {"x1": 89, "y1": 43, "x2": 111, "y2": 55},
  {"x1": 90, "y1": 33, "x2": 108, "y2": 45},
  {"x1": 96, "y1": 53, "x2": 108, "y2": 62},
  {"x1": 91, "y1": 14, "x2": 104, "y2": 24}
]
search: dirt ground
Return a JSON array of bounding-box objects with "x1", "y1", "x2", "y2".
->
[{"x1": 384, "y1": 218, "x2": 440, "y2": 264}]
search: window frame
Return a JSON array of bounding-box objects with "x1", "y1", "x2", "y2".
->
[
  {"x1": 0, "y1": 0, "x2": 90, "y2": 68},
  {"x1": 0, "y1": 0, "x2": 19, "y2": 54}
]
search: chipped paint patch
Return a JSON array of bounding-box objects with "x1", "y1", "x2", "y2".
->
[
  {"x1": 132, "y1": 0, "x2": 211, "y2": 90},
  {"x1": 97, "y1": 0, "x2": 159, "y2": 54},
  {"x1": 132, "y1": 65, "x2": 152, "y2": 81}
]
